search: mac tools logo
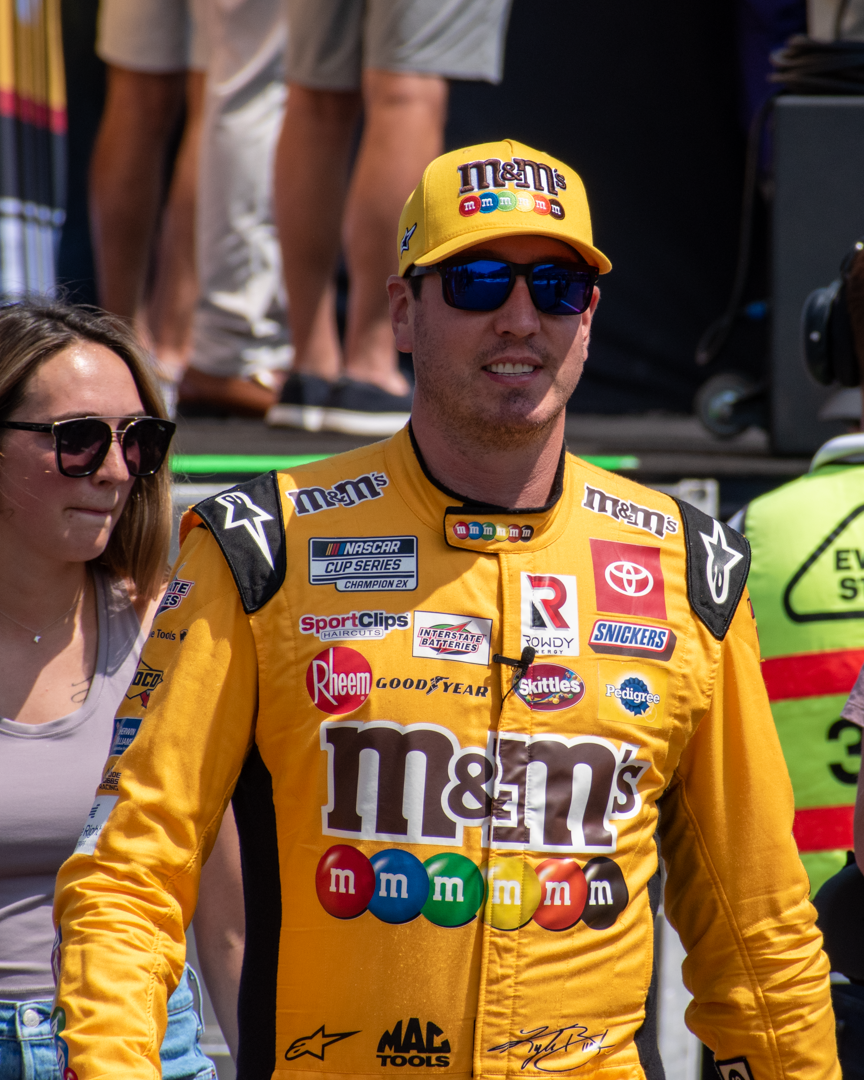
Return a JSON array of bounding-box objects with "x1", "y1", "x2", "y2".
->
[
  {"x1": 589, "y1": 539, "x2": 667, "y2": 620},
  {"x1": 412, "y1": 611, "x2": 492, "y2": 666},
  {"x1": 520, "y1": 573, "x2": 578, "y2": 655}
]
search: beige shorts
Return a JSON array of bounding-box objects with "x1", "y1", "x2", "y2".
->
[
  {"x1": 284, "y1": 0, "x2": 513, "y2": 89},
  {"x1": 96, "y1": 0, "x2": 209, "y2": 73}
]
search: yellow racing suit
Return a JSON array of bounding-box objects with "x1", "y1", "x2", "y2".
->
[{"x1": 53, "y1": 426, "x2": 838, "y2": 1080}]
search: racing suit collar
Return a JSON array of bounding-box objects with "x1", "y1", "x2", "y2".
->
[
  {"x1": 383, "y1": 425, "x2": 576, "y2": 553},
  {"x1": 406, "y1": 421, "x2": 566, "y2": 513}
]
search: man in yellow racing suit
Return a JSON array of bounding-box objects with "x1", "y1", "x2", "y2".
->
[{"x1": 53, "y1": 140, "x2": 838, "y2": 1080}]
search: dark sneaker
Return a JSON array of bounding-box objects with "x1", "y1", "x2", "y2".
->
[
  {"x1": 321, "y1": 377, "x2": 413, "y2": 436},
  {"x1": 266, "y1": 372, "x2": 334, "y2": 430}
]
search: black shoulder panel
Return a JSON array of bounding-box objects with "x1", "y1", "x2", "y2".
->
[
  {"x1": 675, "y1": 498, "x2": 751, "y2": 640},
  {"x1": 194, "y1": 471, "x2": 287, "y2": 614}
]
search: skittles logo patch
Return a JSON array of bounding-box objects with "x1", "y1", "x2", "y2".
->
[{"x1": 316, "y1": 846, "x2": 627, "y2": 931}]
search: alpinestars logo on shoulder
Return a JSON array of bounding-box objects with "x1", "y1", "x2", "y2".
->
[{"x1": 216, "y1": 491, "x2": 274, "y2": 567}]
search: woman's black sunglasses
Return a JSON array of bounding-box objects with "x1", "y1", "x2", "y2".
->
[
  {"x1": 410, "y1": 257, "x2": 598, "y2": 316},
  {"x1": 0, "y1": 415, "x2": 176, "y2": 477}
]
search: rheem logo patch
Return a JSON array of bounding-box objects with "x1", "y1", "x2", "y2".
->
[
  {"x1": 520, "y1": 573, "x2": 578, "y2": 655},
  {"x1": 306, "y1": 647, "x2": 372, "y2": 714}
]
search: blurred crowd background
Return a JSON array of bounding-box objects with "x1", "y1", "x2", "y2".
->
[{"x1": 3, "y1": 0, "x2": 814, "y2": 423}]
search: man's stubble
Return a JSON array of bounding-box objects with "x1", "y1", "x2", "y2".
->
[{"x1": 411, "y1": 307, "x2": 582, "y2": 454}]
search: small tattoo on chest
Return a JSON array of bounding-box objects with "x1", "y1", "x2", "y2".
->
[{"x1": 70, "y1": 676, "x2": 92, "y2": 705}]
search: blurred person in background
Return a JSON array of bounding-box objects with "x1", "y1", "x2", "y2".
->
[
  {"x1": 177, "y1": 0, "x2": 292, "y2": 417},
  {"x1": 90, "y1": 0, "x2": 208, "y2": 398},
  {"x1": 811, "y1": 659, "x2": 864, "y2": 1079},
  {"x1": 0, "y1": 302, "x2": 243, "y2": 1078},
  {"x1": 91, "y1": 0, "x2": 293, "y2": 418},
  {"x1": 730, "y1": 244, "x2": 864, "y2": 1074},
  {"x1": 729, "y1": 242, "x2": 864, "y2": 898},
  {"x1": 266, "y1": 0, "x2": 513, "y2": 435}
]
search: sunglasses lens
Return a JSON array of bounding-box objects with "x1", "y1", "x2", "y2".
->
[
  {"x1": 442, "y1": 260, "x2": 512, "y2": 311},
  {"x1": 122, "y1": 418, "x2": 175, "y2": 476},
  {"x1": 530, "y1": 265, "x2": 595, "y2": 315},
  {"x1": 56, "y1": 419, "x2": 111, "y2": 476}
]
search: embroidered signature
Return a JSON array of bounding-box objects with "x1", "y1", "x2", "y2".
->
[{"x1": 488, "y1": 1024, "x2": 614, "y2": 1072}]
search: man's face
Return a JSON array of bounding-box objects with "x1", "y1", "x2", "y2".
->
[{"x1": 388, "y1": 234, "x2": 599, "y2": 450}]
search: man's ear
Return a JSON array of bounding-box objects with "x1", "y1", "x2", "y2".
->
[
  {"x1": 387, "y1": 275, "x2": 416, "y2": 353},
  {"x1": 579, "y1": 286, "x2": 600, "y2": 352}
]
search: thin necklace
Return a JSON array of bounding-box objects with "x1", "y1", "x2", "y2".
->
[{"x1": 0, "y1": 581, "x2": 85, "y2": 643}]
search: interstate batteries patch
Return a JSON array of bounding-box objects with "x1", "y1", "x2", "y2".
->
[{"x1": 309, "y1": 536, "x2": 418, "y2": 592}]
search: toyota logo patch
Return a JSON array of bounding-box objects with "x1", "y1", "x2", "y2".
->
[
  {"x1": 590, "y1": 538, "x2": 667, "y2": 619},
  {"x1": 605, "y1": 561, "x2": 654, "y2": 597}
]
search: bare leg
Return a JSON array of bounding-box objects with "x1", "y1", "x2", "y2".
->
[
  {"x1": 342, "y1": 70, "x2": 448, "y2": 395},
  {"x1": 146, "y1": 70, "x2": 206, "y2": 379},
  {"x1": 89, "y1": 66, "x2": 185, "y2": 321},
  {"x1": 274, "y1": 85, "x2": 361, "y2": 380}
]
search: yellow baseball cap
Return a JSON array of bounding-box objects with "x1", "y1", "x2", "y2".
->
[{"x1": 396, "y1": 138, "x2": 611, "y2": 276}]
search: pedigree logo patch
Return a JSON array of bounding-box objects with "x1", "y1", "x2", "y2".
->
[{"x1": 597, "y1": 661, "x2": 667, "y2": 726}]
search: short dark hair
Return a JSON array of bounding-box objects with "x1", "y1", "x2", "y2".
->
[{"x1": 0, "y1": 300, "x2": 172, "y2": 600}]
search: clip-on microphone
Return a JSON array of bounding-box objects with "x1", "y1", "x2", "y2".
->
[{"x1": 493, "y1": 646, "x2": 536, "y2": 701}]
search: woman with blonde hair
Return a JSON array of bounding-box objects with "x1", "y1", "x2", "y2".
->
[{"x1": 0, "y1": 301, "x2": 243, "y2": 1079}]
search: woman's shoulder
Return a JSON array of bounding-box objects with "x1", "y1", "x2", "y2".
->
[{"x1": 97, "y1": 567, "x2": 163, "y2": 637}]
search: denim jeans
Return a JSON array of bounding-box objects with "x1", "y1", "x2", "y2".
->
[{"x1": 0, "y1": 966, "x2": 215, "y2": 1080}]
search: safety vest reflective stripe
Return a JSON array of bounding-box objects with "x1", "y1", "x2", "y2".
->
[
  {"x1": 793, "y1": 805, "x2": 855, "y2": 852},
  {"x1": 761, "y1": 648, "x2": 864, "y2": 701}
]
